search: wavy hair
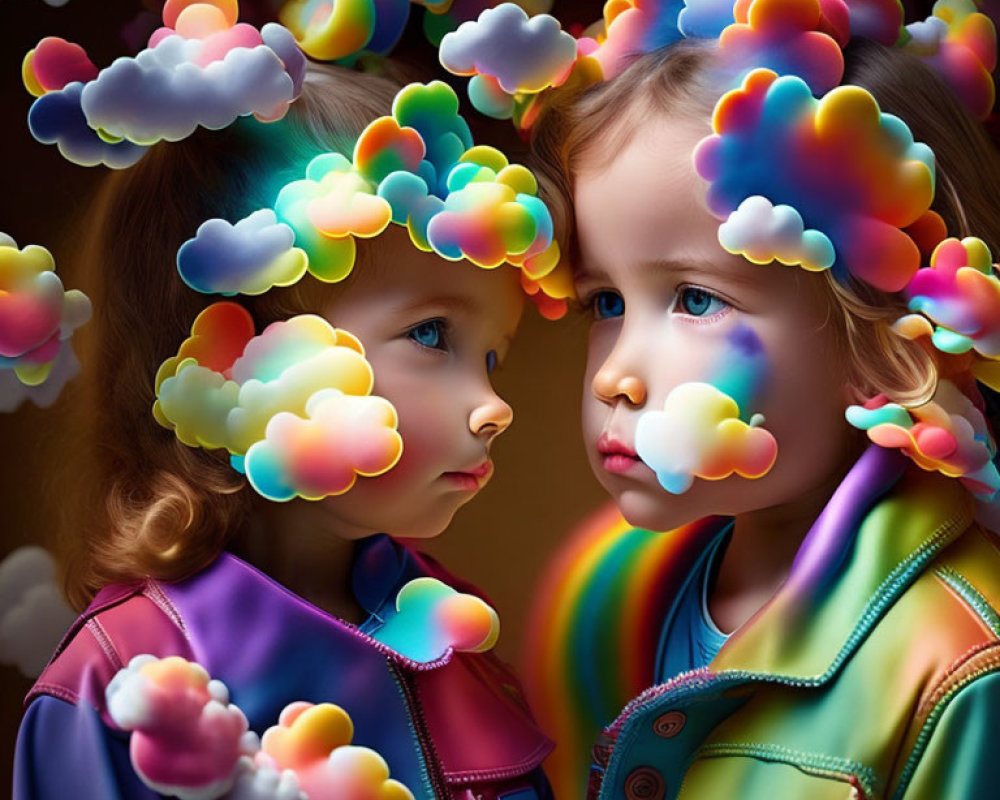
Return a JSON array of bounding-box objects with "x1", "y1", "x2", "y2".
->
[
  {"x1": 58, "y1": 64, "x2": 402, "y2": 609},
  {"x1": 530, "y1": 38, "x2": 1000, "y2": 409}
]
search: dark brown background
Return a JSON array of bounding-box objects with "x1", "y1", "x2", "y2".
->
[{"x1": 0, "y1": 0, "x2": 610, "y2": 789}]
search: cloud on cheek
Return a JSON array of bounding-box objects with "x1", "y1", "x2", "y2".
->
[
  {"x1": 635, "y1": 382, "x2": 778, "y2": 494},
  {"x1": 244, "y1": 388, "x2": 403, "y2": 502}
]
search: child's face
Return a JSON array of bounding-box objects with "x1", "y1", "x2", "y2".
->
[
  {"x1": 316, "y1": 227, "x2": 524, "y2": 538},
  {"x1": 573, "y1": 114, "x2": 861, "y2": 531}
]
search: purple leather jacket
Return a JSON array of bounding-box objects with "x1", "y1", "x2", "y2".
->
[{"x1": 14, "y1": 535, "x2": 554, "y2": 800}]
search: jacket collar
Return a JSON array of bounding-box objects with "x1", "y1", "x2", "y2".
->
[{"x1": 712, "y1": 445, "x2": 974, "y2": 682}]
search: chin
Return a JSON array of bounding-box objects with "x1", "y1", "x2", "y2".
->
[
  {"x1": 613, "y1": 485, "x2": 703, "y2": 533},
  {"x1": 385, "y1": 501, "x2": 465, "y2": 540}
]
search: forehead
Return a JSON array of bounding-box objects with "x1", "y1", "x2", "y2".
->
[
  {"x1": 574, "y1": 115, "x2": 716, "y2": 275},
  {"x1": 334, "y1": 226, "x2": 525, "y2": 327}
]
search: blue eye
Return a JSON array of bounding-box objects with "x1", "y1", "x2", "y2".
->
[
  {"x1": 677, "y1": 287, "x2": 728, "y2": 317},
  {"x1": 486, "y1": 350, "x2": 498, "y2": 374},
  {"x1": 409, "y1": 319, "x2": 446, "y2": 350},
  {"x1": 592, "y1": 291, "x2": 625, "y2": 320}
]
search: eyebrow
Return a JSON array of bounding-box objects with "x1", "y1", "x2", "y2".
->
[
  {"x1": 395, "y1": 293, "x2": 483, "y2": 317},
  {"x1": 576, "y1": 257, "x2": 762, "y2": 292}
]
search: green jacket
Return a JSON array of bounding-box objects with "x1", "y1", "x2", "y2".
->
[{"x1": 538, "y1": 447, "x2": 1000, "y2": 800}]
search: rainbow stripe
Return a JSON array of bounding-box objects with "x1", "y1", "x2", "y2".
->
[{"x1": 524, "y1": 505, "x2": 722, "y2": 800}]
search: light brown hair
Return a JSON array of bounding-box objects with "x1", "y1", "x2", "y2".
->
[
  {"x1": 59, "y1": 64, "x2": 402, "y2": 609},
  {"x1": 530, "y1": 38, "x2": 1000, "y2": 409}
]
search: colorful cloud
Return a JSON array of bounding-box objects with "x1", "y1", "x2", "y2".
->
[
  {"x1": 372, "y1": 577, "x2": 500, "y2": 662},
  {"x1": 426, "y1": 149, "x2": 556, "y2": 269},
  {"x1": 278, "y1": 0, "x2": 378, "y2": 61},
  {"x1": 902, "y1": 0, "x2": 996, "y2": 119},
  {"x1": 258, "y1": 702, "x2": 414, "y2": 800},
  {"x1": 27, "y1": 81, "x2": 149, "y2": 169},
  {"x1": 0, "y1": 341, "x2": 80, "y2": 413},
  {"x1": 178, "y1": 210, "x2": 308, "y2": 296},
  {"x1": 244, "y1": 388, "x2": 403, "y2": 502},
  {"x1": 24, "y1": 2, "x2": 305, "y2": 167},
  {"x1": 717, "y1": 0, "x2": 844, "y2": 94},
  {"x1": 842, "y1": 0, "x2": 903, "y2": 45},
  {"x1": 694, "y1": 68, "x2": 936, "y2": 292},
  {"x1": 0, "y1": 234, "x2": 91, "y2": 402},
  {"x1": 846, "y1": 379, "x2": 1000, "y2": 501},
  {"x1": 718, "y1": 195, "x2": 835, "y2": 270},
  {"x1": 106, "y1": 655, "x2": 258, "y2": 800},
  {"x1": 154, "y1": 304, "x2": 402, "y2": 501},
  {"x1": 899, "y1": 236, "x2": 1000, "y2": 360},
  {"x1": 198, "y1": 80, "x2": 568, "y2": 314},
  {"x1": 678, "y1": 0, "x2": 738, "y2": 38},
  {"x1": 635, "y1": 382, "x2": 778, "y2": 494},
  {"x1": 439, "y1": 4, "x2": 577, "y2": 94},
  {"x1": 391, "y1": 81, "x2": 473, "y2": 193},
  {"x1": 0, "y1": 546, "x2": 76, "y2": 679}
]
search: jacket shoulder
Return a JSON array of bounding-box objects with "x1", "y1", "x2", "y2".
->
[{"x1": 26, "y1": 580, "x2": 194, "y2": 717}]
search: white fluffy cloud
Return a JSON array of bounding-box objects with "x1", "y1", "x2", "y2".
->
[
  {"x1": 177, "y1": 210, "x2": 307, "y2": 296},
  {"x1": 718, "y1": 195, "x2": 835, "y2": 271},
  {"x1": 0, "y1": 546, "x2": 76, "y2": 678},
  {"x1": 439, "y1": 4, "x2": 577, "y2": 94},
  {"x1": 81, "y1": 39, "x2": 297, "y2": 145}
]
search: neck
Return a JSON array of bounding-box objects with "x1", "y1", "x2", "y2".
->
[
  {"x1": 233, "y1": 497, "x2": 370, "y2": 624},
  {"x1": 709, "y1": 460, "x2": 856, "y2": 634}
]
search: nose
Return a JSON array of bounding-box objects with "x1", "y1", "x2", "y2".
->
[
  {"x1": 469, "y1": 392, "x2": 514, "y2": 442},
  {"x1": 592, "y1": 357, "x2": 647, "y2": 407}
]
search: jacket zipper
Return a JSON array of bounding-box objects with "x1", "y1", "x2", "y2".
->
[{"x1": 389, "y1": 658, "x2": 451, "y2": 800}]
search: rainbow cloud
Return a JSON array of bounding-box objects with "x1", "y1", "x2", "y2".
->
[
  {"x1": 178, "y1": 210, "x2": 308, "y2": 296},
  {"x1": 0, "y1": 342, "x2": 80, "y2": 413},
  {"x1": 185, "y1": 80, "x2": 567, "y2": 314},
  {"x1": 439, "y1": 4, "x2": 578, "y2": 95},
  {"x1": 846, "y1": 380, "x2": 1000, "y2": 502},
  {"x1": 717, "y1": 0, "x2": 844, "y2": 94},
  {"x1": 373, "y1": 577, "x2": 500, "y2": 663},
  {"x1": 896, "y1": 237, "x2": 1000, "y2": 361},
  {"x1": 902, "y1": 0, "x2": 996, "y2": 120},
  {"x1": 635, "y1": 382, "x2": 778, "y2": 494},
  {"x1": 0, "y1": 234, "x2": 90, "y2": 406},
  {"x1": 427, "y1": 149, "x2": 557, "y2": 270},
  {"x1": 106, "y1": 655, "x2": 258, "y2": 800},
  {"x1": 694, "y1": 68, "x2": 936, "y2": 292},
  {"x1": 244, "y1": 388, "x2": 403, "y2": 502},
  {"x1": 23, "y1": 1, "x2": 305, "y2": 167},
  {"x1": 258, "y1": 702, "x2": 414, "y2": 800},
  {"x1": 718, "y1": 195, "x2": 835, "y2": 270},
  {"x1": 679, "y1": 0, "x2": 739, "y2": 38},
  {"x1": 154, "y1": 303, "x2": 401, "y2": 501}
]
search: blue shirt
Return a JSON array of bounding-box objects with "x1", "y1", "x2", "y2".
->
[{"x1": 655, "y1": 524, "x2": 732, "y2": 682}]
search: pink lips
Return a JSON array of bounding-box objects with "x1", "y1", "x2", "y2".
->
[
  {"x1": 597, "y1": 433, "x2": 641, "y2": 475},
  {"x1": 442, "y1": 460, "x2": 494, "y2": 491}
]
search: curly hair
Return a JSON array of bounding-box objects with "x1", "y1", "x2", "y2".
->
[{"x1": 58, "y1": 64, "x2": 402, "y2": 609}]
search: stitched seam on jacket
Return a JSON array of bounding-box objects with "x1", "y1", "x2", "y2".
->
[
  {"x1": 933, "y1": 566, "x2": 1000, "y2": 637},
  {"x1": 602, "y1": 510, "x2": 971, "y2": 797},
  {"x1": 386, "y1": 659, "x2": 437, "y2": 800},
  {"x1": 698, "y1": 742, "x2": 878, "y2": 797},
  {"x1": 442, "y1": 738, "x2": 555, "y2": 783},
  {"x1": 891, "y1": 643, "x2": 1000, "y2": 800},
  {"x1": 142, "y1": 581, "x2": 190, "y2": 639},
  {"x1": 85, "y1": 617, "x2": 123, "y2": 671}
]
